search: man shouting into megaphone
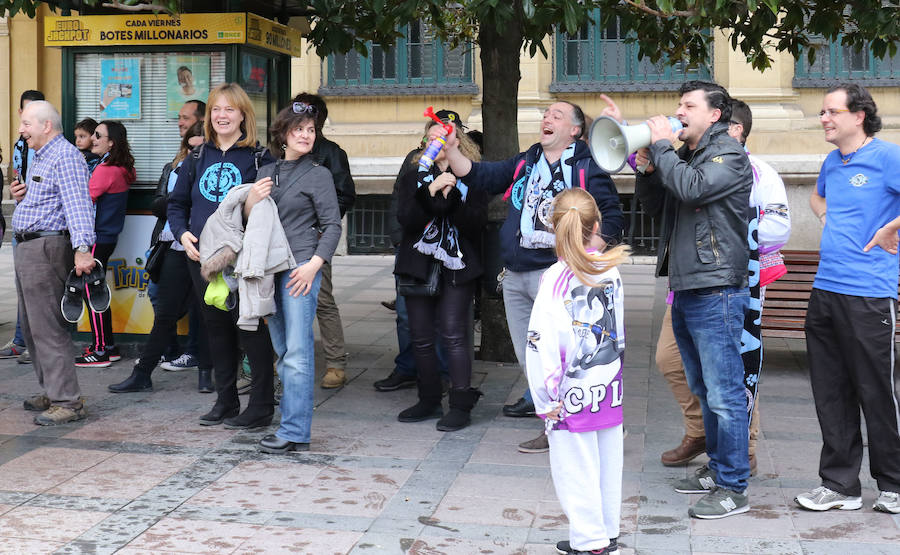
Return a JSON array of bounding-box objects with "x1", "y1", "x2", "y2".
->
[{"x1": 609, "y1": 82, "x2": 756, "y2": 520}]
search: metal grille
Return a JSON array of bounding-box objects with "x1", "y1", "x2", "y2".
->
[
  {"x1": 347, "y1": 195, "x2": 393, "y2": 254},
  {"x1": 795, "y1": 36, "x2": 900, "y2": 85},
  {"x1": 552, "y1": 10, "x2": 711, "y2": 92},
  {"x1": 621, "y1": 194, "x2": 661, "y2": 256}
]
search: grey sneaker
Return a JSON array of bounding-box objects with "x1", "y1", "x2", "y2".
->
[
  {"x1": 873, "y1": 491, "x2": 900, "y2": 514},
  {"x1": 17, "y1": 350, "x2": 31, "y2": 364},
  {"x1": 674, "y1": 464, "x2": 717, "y2": 493},
  {"x1": 795, "y1": 486, "x2": 862, "y2": 511},
  {"x1": 689, "y1": 487, "x2": 749, "y2": 519},
  {"x1": 518, "y1": 433, "x2": 549, "y2": 454},
  {"x1": 0, "y1": 340, "x2": 27, "y2": 358},
  {"x1": 23, "y1": 394, "x2": 51, "y2": 412},
  {"x1": 34, "y1": 405, "x2": 87, "y2": 426}
]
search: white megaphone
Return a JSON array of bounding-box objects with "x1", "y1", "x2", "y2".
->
[{"x1": 588, "y1": 116, "x2": 684, "y2": 173}]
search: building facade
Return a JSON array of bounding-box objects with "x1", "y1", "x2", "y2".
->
[{"x1": 5, "y1": 10, "x2": 900, "y2": 250}]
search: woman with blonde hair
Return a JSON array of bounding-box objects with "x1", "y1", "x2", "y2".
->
[
  {"x1": 166, "y1": 83, "x2": 275, "y2": 427},
  {"x1": 394, "y1": 109, "x2": 488, "y2": 431},
  {"x1": 525, "y1": 188, "x2": 630, "y2": 555}
]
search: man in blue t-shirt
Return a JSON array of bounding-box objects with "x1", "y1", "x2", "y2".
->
[{"x1": 796, "y1": 83, "x2": 900, "y2": 515}]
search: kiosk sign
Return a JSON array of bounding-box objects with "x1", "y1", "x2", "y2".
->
[
  {"x1": 45, "y1": 13, "x2": 301, "y2": 55},
  {"x1": 45, "y1": 13, "x2": 246, "y2": 46}
]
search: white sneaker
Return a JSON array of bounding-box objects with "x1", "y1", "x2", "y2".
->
[
  {"x1": 795, "y1": 486, "x2": 862, "y2": 511},
  {"x1": 161, "y1": 353, "x2": 198, "y2": 372},
  {"x1": 873, "y1": 491, "x2": 900, "y2": 514}
]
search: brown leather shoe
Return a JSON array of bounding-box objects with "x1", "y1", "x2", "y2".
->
[
  {"x1": 321, "y1": 367, "x2": 346, "y2": 389},
  {"x1": 661, "y1": 435, "x2": 706, "y2": 466}
]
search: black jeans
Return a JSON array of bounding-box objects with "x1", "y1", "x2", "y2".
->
[
  {"x1": 805, "y1": 288, "x2": 900, "y2": 496},
  {"x1": 134, "y1": 250, "x2": 210, "y2": 376},
  {"x1": 87, "y1": 242, "x2": 117, "y2": 350},
  {"x1": 406, "y1": 278, "x2": 474, "y2": 402},
  {"x1": 187, "y1": 259, "x2": 274, "y2": 412}
]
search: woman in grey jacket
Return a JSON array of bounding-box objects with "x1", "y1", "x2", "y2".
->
[{"x1": 244, "y1": 101, "x2": 342, "y2": 454}]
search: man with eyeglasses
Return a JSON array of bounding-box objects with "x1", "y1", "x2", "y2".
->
[
  {"x1": 291, "y1": 93, "x2": 356, "y2": 390},
  {"x1": 629, "y1": 81, "x2": 754, "y2": 519},
  {"x1": 794, "y1": 83, "x2": 900, "y2": 515}
]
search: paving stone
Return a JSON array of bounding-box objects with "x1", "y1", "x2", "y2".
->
[{"x1": 0, "y1": 252, "x2": 895, "y2": 553}]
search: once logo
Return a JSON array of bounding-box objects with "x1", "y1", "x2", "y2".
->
[{"x1": 199, "y1": 163, "x2": 243, "y2": 202}]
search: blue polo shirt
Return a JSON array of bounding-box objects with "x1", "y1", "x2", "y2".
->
[{"x1": 814, "y1": 138, "x2": 900, "y2": 299}]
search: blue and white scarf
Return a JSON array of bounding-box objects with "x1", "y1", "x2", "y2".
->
[
  {"x1": 413, "y1": 167, "x2": 469, "y2": 270},
  {"x1": 519, "y1": 143, "x2": 575, "y2": 249}
]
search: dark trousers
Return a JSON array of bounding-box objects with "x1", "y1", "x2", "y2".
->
[
  {"x1": 134, "y1": 250, "x2": 210, "y2": 375},
  {"x1": 87, "y1": 242, "x2": 117, "y2": 350},
  {"x1": 805, "y1": 288, "x2": 900, "y2": 496},
  {"x1": 187, "y1": 260, "x2": 274, "y2": 411},
  {"x1": 14, "y1": 235, "x2": 82, "y2": 408},
  {"x1": 406, "y1": 279, "x2": 474, "y2": 401}
]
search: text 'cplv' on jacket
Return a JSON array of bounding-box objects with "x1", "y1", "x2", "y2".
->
[{"x1": 199, "y1": 183, "x2": 296, "y2": 331}]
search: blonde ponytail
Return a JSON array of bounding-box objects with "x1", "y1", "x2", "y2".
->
[{"x1": 551, "y1": 188, "x2": 630, "y2": 285}]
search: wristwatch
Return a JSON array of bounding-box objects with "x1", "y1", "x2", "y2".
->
[{"x1": 75, "y1": 245, "x2": 91, "y2": 253}]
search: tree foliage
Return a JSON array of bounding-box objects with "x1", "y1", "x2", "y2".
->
[{"x1": 7, "y1": 1, "x2": 899, "y2": 71}]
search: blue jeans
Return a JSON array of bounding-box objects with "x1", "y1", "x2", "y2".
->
[
  {"x1": 672, "y1": 286, "x2": 750, "y2": 492},
  {"x1": 12, "y1": 239, "x2": 24, "y2": 347},
  {"x1": 395, "y1": 276, "x2": 448, "y2": 378},
  {"x1": 269, "y1": 267, "x2": 322, "y2": 444}
]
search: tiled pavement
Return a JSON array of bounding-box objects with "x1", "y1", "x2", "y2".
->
[{"x1": 1, "y1": 249, "x2": 899, "y2": 554}]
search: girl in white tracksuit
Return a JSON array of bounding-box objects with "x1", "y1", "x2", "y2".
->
[{"x1": 525, "y1": 188, "x2": 631, "y2": 554}]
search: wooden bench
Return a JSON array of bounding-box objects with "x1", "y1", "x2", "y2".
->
[{"x1": 761, "y1": 250, "x2": 900, "y2": 340}]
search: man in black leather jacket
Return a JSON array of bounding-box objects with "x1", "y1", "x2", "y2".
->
[
  {"x1": 633, "y1": 81, "x2": 754, "y2": 520},
  {"x1": 293, "y1": 93, "x2": 357, "y2": 389}
]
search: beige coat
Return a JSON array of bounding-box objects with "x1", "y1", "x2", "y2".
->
[{"x1": 199, "y1": 183, "x2": 296, "y2": 331}]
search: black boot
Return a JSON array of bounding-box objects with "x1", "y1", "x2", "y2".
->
[
  {"x1": 199, "y1": 403, "x2": 240, "y2": 426},
  {"x1": 399, "y1": 370, "x2": 443, "y2": 422},
  {"x1": 108, "y1": 369, "x2": 152, "y2": 393},
  {"x1": 197, "y1": 368, "x2": 213, "y2": 393},
  {"x1": 224, "y1": 405, "x2": 274, "y2": 429},
  {"x1": 437, "y1": 388, "x2": 483, "y2": 431},
  {"x1": 398, "y1": 400, "x2": 442, "y2": 422}
]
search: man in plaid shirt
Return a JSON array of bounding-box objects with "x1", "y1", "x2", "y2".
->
[{"x1": 10, "y1": 100, "x2": 97, "y2": 426}]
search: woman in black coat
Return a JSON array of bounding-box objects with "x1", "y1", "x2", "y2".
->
[{"x1": 394, "y1": 110, "x2": 487, "y2": 431}]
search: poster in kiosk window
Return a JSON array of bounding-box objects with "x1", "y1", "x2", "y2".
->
[
  {"x1": 167, "y1": 55, "x2": 210, "y2": 119},
  {"x1": 100, "y1": 57, "x2": 141, "y2": 120}
]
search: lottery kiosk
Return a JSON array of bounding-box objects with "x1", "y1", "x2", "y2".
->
[{"x1": 44, "y1": 11, "x2": 301, "y2": 337}]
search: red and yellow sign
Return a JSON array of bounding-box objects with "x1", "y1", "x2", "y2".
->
[{"x1": 44, "y1": 12, "x2": 302, "y2": 56}]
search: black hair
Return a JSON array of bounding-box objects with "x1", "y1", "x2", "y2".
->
[
  {"x1": 728, "y1": 99, "x2": 753, "y2": 144},
  {"x1": 269, "y1": 105, "x2": 318, "y2": 159},
  {"x1": 827, "y1": 82, "x2": 882, "y2": 136},
  {"x1": 187, "y1": 99, "x2": 206, "y2": 122},
  {"x1": 559, "y1": 100, "x2": 587, "y2": 140},
  {"x1": 98, "y1": 120, "x2": 135, "y2": 169},
  {"x1": 20, "y1": 90, "x2": 45, "y2": 109},
  {"x1": 75, "y1": 117, "x2": 99, "y2": 135},
  {"x1": 678, "y1": 80, "x2": 732, "y2": 123},
  {"x1": 292, "y1": 92, "x2": 328, "y2": 131}
]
